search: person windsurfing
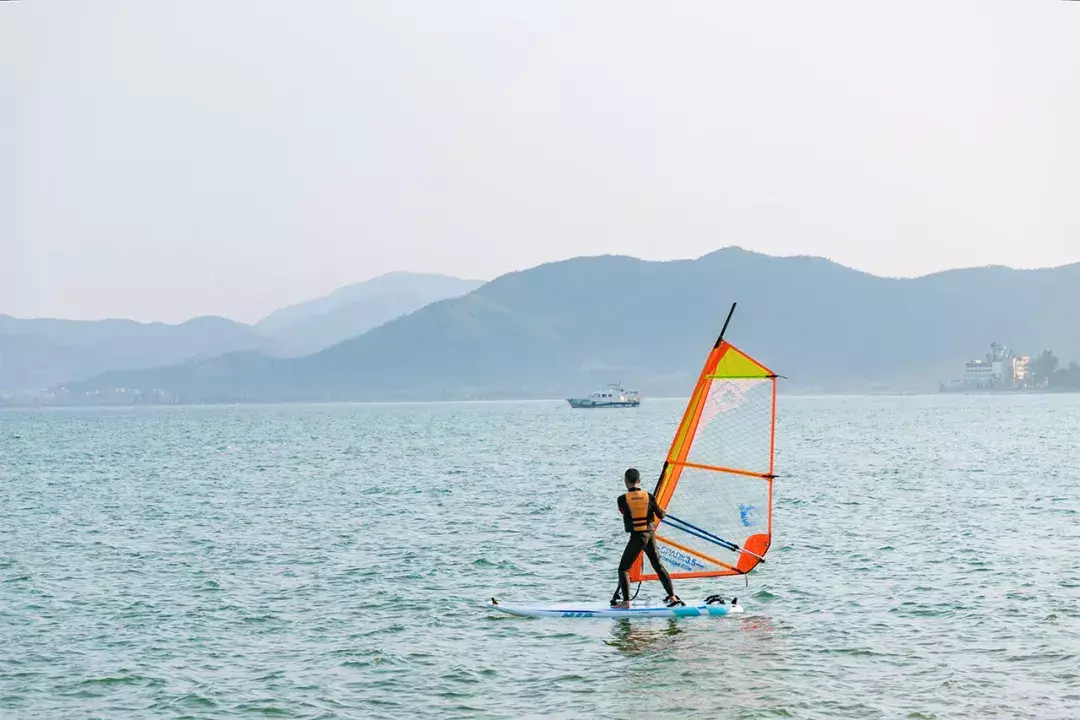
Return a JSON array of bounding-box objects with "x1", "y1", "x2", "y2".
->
[{"x1": 611, "y1": 468, "x2": 683, "y2": 608}]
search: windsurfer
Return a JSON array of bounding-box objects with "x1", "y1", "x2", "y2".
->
[{"x1": 611, "y1": 468, "x2": 683, "y2": 608}]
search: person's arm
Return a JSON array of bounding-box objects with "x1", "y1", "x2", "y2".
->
[
  {"x1": 617, "y1": 495, "x2": 627, "y2": 516},
  {"x1": 650, "y1": 494, "x2": 666, "y2": 521}
]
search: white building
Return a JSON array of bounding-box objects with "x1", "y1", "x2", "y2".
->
[
  {"x1": 942, "y1": 343, "x2": 1028, "y2": 391},
  {"x1": 963, "y1": 359, "x2": 997, "y2": 388}
]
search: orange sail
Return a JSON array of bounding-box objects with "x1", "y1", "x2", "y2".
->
[{"x1": 632, "y1": 303, "x2": 778, "y2": 582}]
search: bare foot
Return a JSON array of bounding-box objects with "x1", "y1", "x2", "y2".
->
[{"x1": 613, "y1": 601, "x2": 631, "y2": 609}]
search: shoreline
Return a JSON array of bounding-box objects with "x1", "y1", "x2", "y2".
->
[{"x1": 4, "y1": 387, "x2": 1080, "y2": 410}]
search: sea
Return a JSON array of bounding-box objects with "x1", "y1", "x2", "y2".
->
[{"x1": 1, "y1": 394, "x2": 1078, "y2": 719}]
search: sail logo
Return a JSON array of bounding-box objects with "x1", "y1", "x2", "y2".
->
[
  {"x1": 659, "y1": 545, "x2": 707, "y2": 572},
  {"x1": 694, "y1": 380, "x2": 753, "y2": 442},
  {"x1": 713, "y1": 383, "x2": 749, "y2": 412},
  {"x1": 738, "y1": 503, "x2": 758, "y2": 527}
]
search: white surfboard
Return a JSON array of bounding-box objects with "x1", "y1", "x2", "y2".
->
[{"x1": 487, "y1": 598, "x2": 743, "y2": 618}]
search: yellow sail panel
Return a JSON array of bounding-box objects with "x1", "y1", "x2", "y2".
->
[{"x1": 707, "y1": 341, "x2": 775, "y2": 379}]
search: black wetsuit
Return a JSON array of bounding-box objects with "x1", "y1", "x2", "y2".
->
[{"x1": 616, "y1": 489, "x2": 676, "y2": 602}]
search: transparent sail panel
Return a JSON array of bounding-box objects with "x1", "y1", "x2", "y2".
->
[{"x1": 685, "y1": 377, "x2": 773, "y2": 476}]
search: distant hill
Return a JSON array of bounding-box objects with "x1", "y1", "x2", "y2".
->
[
  {"x1": 256, "y1": 272, "x2": 483, "y2": 356},
  {"x1": 0, "y1": 315, "x2": 261, "y2": 392},
  {"x1": 53, "y1": 248, "x2": 1080, "y2": 403},
  {"x1": 0, "y1": 273, "x2": 482, "y2": 392}
]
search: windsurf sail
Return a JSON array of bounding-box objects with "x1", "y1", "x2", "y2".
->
[{"x1": 631, "y1": 302, "x2": 778, "y2": 582}]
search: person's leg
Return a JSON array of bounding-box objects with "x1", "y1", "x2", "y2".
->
[
  {"x1": 643, "y1": 533, "x2": 677, "y2": 598},
  {"x1": 616, "y1": 533, "x2": 646, "y2": 603}
]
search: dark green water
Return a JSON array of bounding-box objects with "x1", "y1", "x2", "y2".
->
[{"x1": 1, "y1": 395, "x2": 1078, "y2": 719}]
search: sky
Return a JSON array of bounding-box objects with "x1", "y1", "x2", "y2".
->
[{"x1": 3, "y1": 1, "x2": 1079, "y2": 324}]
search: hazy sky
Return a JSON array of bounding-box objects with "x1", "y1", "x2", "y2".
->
[{"x1": 3, "y1": 1, "x2": 1079, "y2": 323}]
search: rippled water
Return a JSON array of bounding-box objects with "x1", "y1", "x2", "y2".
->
[{"x1": 1, "y1": 395, "x2": 1078, "y2": 719}]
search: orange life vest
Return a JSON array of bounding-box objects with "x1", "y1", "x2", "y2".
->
[{"x1": 624, "y1": 488, "x2": 654, "y2": 531}]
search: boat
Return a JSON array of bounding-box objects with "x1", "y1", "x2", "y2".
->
[
  {"x1": 490, "y1": 303, "x2": 780, "y2": 617},
  {"x1": 566, "y1": 383, "x2": 641, "y2": 408}
]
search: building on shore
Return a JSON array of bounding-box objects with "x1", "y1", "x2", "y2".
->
[{"x1": 940, "y1": 342, "x2": 1031, "y2": 392}]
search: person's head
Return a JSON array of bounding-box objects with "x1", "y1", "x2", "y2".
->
[{"x1": 624, "y1": 468, "x2": 641, "y2": 489}]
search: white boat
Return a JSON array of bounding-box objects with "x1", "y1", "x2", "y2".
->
[{"x1": 566, "y1": 383, "x2": 641, "y2": 408}]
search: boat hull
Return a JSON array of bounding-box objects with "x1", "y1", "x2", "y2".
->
[{"x1": 567, "y1": 399, "x2": 640, "y2": 408}]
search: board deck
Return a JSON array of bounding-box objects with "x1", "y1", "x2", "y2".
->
[{"x1": 487, "y1": 599, "x2": 743, "y2": 618}]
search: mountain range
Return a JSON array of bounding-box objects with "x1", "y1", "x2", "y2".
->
[
  {"x1": 256, "y1": 272, "x2": 482, "y2": 357},
  {"x1": 0, "y1": 272, "x2": 479, "y2": 393},
  {"x1": 21, "y1": 247, "x2": 1079, "y2": 404}
]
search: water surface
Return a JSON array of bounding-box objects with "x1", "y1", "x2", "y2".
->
[{"x1": 2, "y1": 395, "x2": 1078, "y2": 718}]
